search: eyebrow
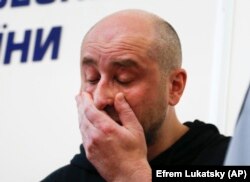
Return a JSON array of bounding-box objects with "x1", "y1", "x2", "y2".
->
[
  {"x1": 82, "y1": 57, "x2": 97, "y2": 66},
  {"x1": 112, "y1": 59, "x2": 138, "y2": 68},
  {"x1": 82, "y1": 57, "x2": 139, "y2": 68}
]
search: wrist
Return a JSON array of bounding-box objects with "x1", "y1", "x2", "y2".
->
[{"x1": 112, "y1": 160, "x2": 152, "y2": 182}]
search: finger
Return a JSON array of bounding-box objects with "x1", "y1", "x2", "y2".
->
[
  {"x1": 77, "y1": 92, "x2": 110, "y2": 151},
  {"x1": 78, "y1": 103, "x2": 90, "y2": 143},
  {"x1": 114, "y1": 93, "x2": 142, "y2": 130},
  {"x1": 81, "y1": 92, "x2": 117, "y2": 130},
  {"x1": 75, "y1": 94, "x2": 81, "y2": 107},
  {"x1": 81, "y1": 119, "x2": 101, "y2": 151},
  {"x1": 76, "y1": 92, "x2": 94, "y2": 122},
  {"x1": 78, "y1": 103, "x2": 100, "y2": 147},
  {"x1": 76, "y1": 93, "x2": 93, "y2": 142},
  {"x1": 76, "y1": 93, "x2": 86, "y2": 124},
  {"x1": 82, "y1": 92, "x2": 102, "y2": 124}
]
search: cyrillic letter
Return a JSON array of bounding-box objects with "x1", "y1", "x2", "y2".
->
[
  {"x1": 33, "y1": 26, "x2": 62, "y2": 61},
  {"x1": 4, "y1": 30, "x2": 31, "y2": 64},
  {"x1": 11, "y1": 0, "x2": 30, "y2": 7}
]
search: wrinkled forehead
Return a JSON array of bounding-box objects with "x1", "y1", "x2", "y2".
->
[{"x1": 81, "y1": 34, "x2": 157, "y2": 67}]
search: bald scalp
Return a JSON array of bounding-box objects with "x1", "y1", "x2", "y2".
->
[
  {"x1": 82, "y1": 9, "x2": 182, "y2": 74},
  {"x1": 151, "y1": 19, "x2": 182, "y2": 73}
]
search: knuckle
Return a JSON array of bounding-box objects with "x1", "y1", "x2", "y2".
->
[
  {"x1": 91, "y1": 137, "x2": 99, "y2": 146},
  {"x1": 84, "y1": 106, "x2": 95, "y2": 120},
  {"x1": 89, "y1": 133, "x2": 100, "y2": 146},
  {"x1": 84, "y1": 138, "x2": 97, "y2": 160},
  {"x1": 100, "y1": 124, "x2": 115, "y2": 135},
  {"x1": 84, "y1": 105, "x2": 93, "y2": 115}
]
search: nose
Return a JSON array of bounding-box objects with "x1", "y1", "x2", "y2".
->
[{"x1": 93, "y1": 80, "x2": 117, "y2": 110}]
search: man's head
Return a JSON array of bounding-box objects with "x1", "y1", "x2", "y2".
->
[{"x1": 80, "y1": 9, "x2": 186, "y2": 146}]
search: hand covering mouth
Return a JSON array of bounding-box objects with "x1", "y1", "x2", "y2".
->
[{"x1": 104, "y1": 105, "x2": 122, "y2": 125}]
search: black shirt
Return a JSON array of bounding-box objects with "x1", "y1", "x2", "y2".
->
[{"x1": 41, "y1": 120, "x2": 231, "y2": 182}]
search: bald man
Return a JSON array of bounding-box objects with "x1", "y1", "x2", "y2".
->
[{"x1": 42, "y1": 9, "x2": 230, "y2": 182}]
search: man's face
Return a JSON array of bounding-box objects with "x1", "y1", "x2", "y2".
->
[{"x1": 80, "y1": 20, "x2": 169, "y2": 145}]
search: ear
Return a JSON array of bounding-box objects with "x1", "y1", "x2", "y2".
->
[{"x1": 168, "y1": 69, "x2": 187, "y2": 106}]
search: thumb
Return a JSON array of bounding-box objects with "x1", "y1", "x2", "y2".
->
[{"x1": 114, "y1": 93, "x2": 141, "y2": 129}]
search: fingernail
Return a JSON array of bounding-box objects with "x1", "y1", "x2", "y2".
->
[{"x1": 116, "y1": 93, "x2": 124, "y2": 103}]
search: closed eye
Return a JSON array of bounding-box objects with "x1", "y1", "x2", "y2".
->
[
  {"x1": 87, "y1": 78, "x2": 100, "y2": 85},
  {"x1": 115, "y1": 76, "x2": 133, "y2": 85}
]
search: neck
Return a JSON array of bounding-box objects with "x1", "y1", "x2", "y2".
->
[{"x1": 147, "y1": 107, "x2": 188, "y2": 161}]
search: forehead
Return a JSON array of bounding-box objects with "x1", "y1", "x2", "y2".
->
[
  {"x1": 81, "y1": 36, "x2": 155, "y2": 72},
  {"x1": 81, "y1": 34, "x2": 157, "y2": 69},
  {"x1": 80, "y1": 13, "x2": 157, "y2": 67},
  {"x1": 83, "y1": 34, "x2": 152, "y2": 54}
]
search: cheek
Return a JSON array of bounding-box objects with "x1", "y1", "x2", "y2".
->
[
  {"x1": 123, "y1": 83, "x2": 167, "y2": 120},
  {"x1": 123, "y1": 87, "x2": 155, "y2": 114}
]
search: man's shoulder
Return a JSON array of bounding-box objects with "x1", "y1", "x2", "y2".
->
[
  {"x1": 41, "y1": 164, "x2": 77, "y2": 182},
  {"x1": 150, "y1": 120, "x2": 231, "y2": 165},
  {"x1": 184, "y1": 120, "x2": 231, "y2": 165},
  {"x1": 41, "y1": 164, "x2": 104, "y2": 182},
  {"x1": 41, "y1": 145, "x2": 106, "y2": 182}
]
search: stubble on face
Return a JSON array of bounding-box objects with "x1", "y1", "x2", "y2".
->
[{"x1": 137, "y1": 78, "x2": 168, "y2": 146}]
